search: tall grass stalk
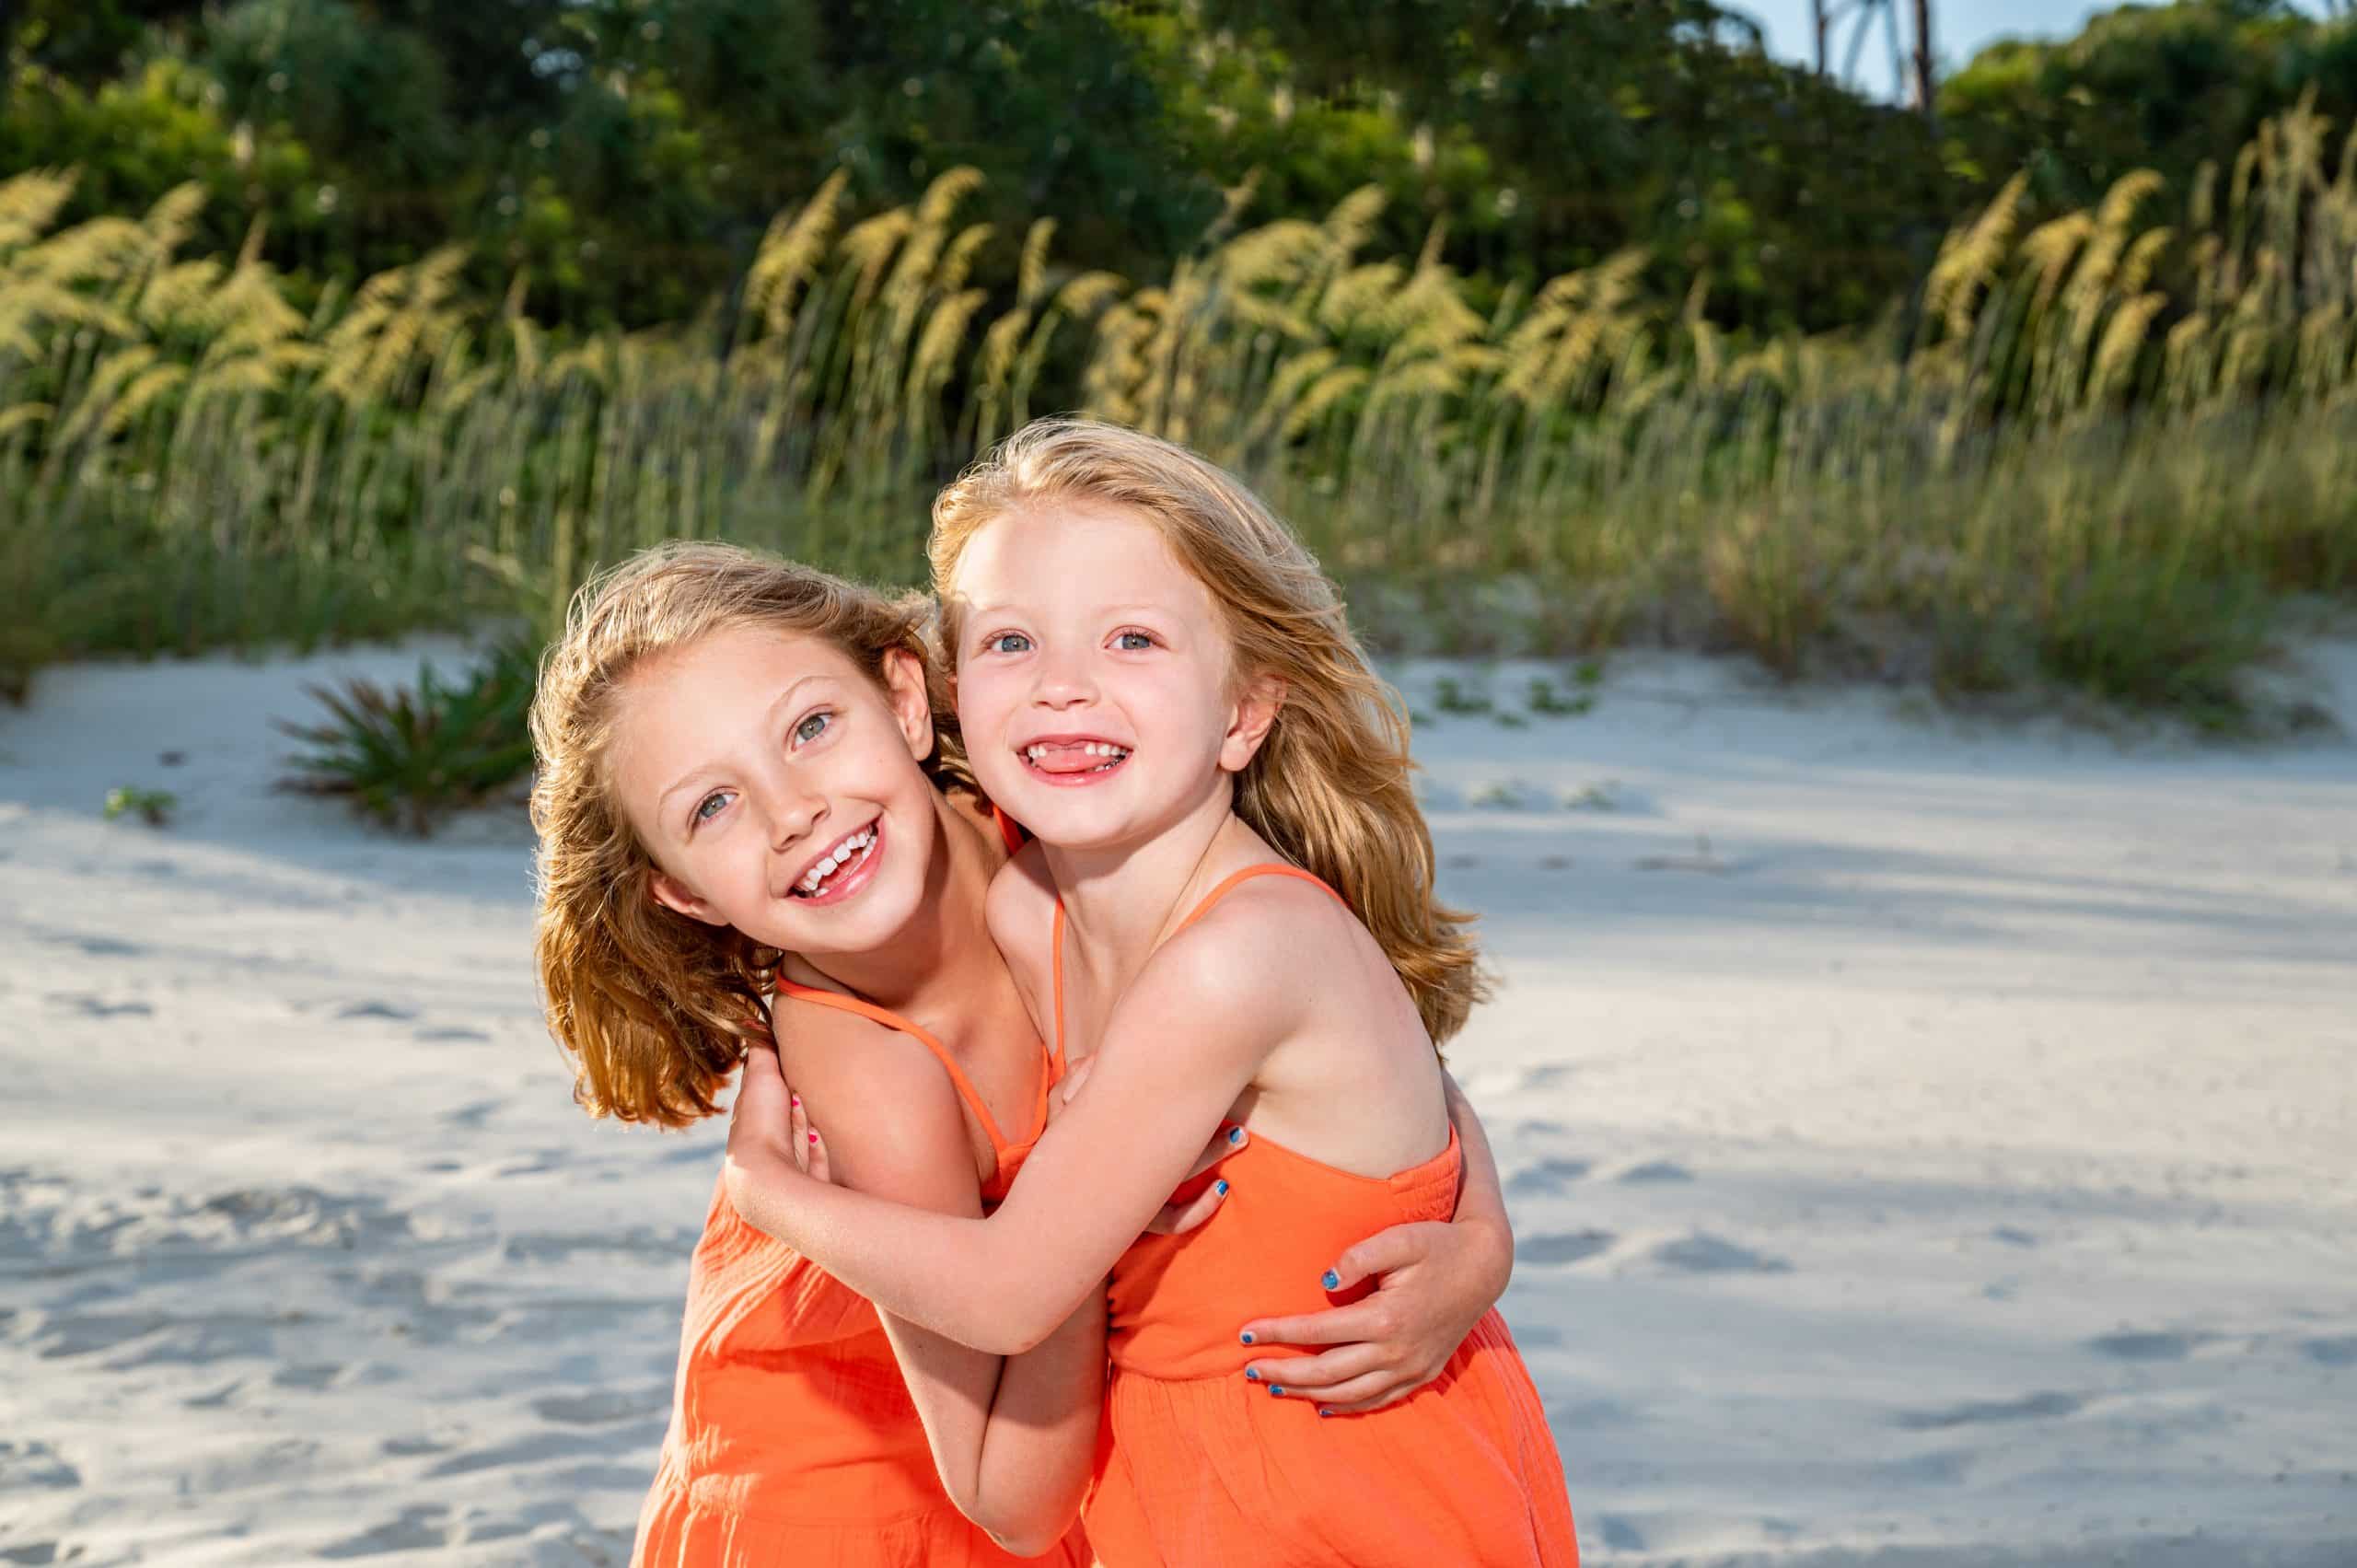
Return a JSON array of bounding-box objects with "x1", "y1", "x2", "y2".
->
[{"x1": 6, "y1": 101, "x2": 2357, "y2": 716}]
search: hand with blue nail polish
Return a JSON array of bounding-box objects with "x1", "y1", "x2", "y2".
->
[{"x1": 1141, "y1": 1120, "x2": 1248, "y2": 1237}]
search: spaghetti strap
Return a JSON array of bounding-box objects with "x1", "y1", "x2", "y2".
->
[
  {"x1": 1049, "y1": 865, "x2": 1338, "y2": 1076},
  {"x1": 1173, "y1": 864, "x2": 1344, "y2": 936},
  {"x1": 1049, "y1": 900, "x2": 1070, "y2": 1077},
  {"x1": 775, "y1": 980, "x2": 1015, "y2": 1153},
  {"x1": 989, "y1": 803, "x2": 1027, "y2": 856}
]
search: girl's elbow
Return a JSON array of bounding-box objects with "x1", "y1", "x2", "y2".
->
[
  {"x1": 983, "y1": 1524, "x2": 1065, "y2": 1560},
  {"x1": 970, "y1": 1318, "x2": 1052, "y2": 1357},
  {"x1": 959, "y1": 1291, "x2": 1065, "y2": 1355},
  {"x1": 948, "y1": 1484, "x2": 1066, "y2": 1558},
  {"x1": 972, "y1": 1493, "x2": 1080, "y2": 1559}
]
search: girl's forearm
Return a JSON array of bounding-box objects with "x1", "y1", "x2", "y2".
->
[
  {"x1": 728, "y1": 1152, "x2": 1082, "y2": 1352},
  {"x1": 1442, "y1": 1072, "x2": 1515, "y2": 1292},
  {"x1": 963, "y1": 1287, "x2": 1107, "y2": 1554}
]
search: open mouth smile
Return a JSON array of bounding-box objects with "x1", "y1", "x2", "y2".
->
[
  {"x1": 1019, "y1": 738, "x2": 1132, "y2": 786},
  {"x1": 789, "y1": 820, "x2": 883, "y2": 903}
]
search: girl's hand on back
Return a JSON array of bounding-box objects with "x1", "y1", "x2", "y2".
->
[
  {"x1": 1232, "y1": 1214, "x2": 1512, "y2": 1415},
  {"x1": 1233, "y1": 1073, "x2": 1515, "y2": 1414},
  {"x1": 725, "y1": 1045, "x2": 826, "y2": 1230},
  {"x1": 1051, "y1": 1056, "x2": 1245, "y2": 1237},
  {"x1": 784, "y1": 1071, "x2": 831, "y2": 1182}
]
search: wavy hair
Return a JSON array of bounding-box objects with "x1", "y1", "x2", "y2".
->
[
  {"x1": 929, "y1": 418, "x2": 1489, "y2": 1046},
  {"x1": 529, "y1": 541, "x2": 970, "y2": 1127}
]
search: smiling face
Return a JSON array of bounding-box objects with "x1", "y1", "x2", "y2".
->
[
  {"x1": 609, "y1": 623, "x2": 943, "y2": 959},
  {"x1": 948, "y1": 499, "x2": 1281, "y2": 853}
]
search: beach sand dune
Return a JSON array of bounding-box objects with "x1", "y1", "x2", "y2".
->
[{"x1": 4, "y1": 640, "x2": 2352, "y2": 1565}]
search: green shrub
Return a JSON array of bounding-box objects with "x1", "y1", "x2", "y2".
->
[{"x1": 276, "y1": 639, "x2": 537, "y2": 834}]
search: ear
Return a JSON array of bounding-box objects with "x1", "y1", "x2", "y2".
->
[
  {"x1": 648, "y1": 869, "x2": 728, "y2": 927},
  {"x1": 880, "y1": 646, "x2": 937, "y2": 762},
  {"x1": 1218, "y1": 672, "x2": 1287, "y2": 773}
]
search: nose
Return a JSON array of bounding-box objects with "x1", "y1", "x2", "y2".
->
[
  {"x1": 1032, "y1": 642, "x2": 1097, "y2": 710},
  {"x1": 754, "y1": 775, "x2": 825, "y2": 854}
]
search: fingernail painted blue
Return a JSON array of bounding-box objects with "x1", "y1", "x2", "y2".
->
[
  {"x1": 1318, "y1": 1409, "x2": 1333, "y2": 1419},
  {"x1": 1214, "y1": 1179, "x2": 1229, "y2": 1196},
  {"x1": 1268, "y1": 1385, "x2": 1284, "y2": 1397},
  {"x1": 1244, "y1": 1367, "x2": 1259, "y2": 1381},
  {"x1": 1320, "y1": 1270, "x2": 1341, "y2": 1290},
  {"x1": 1227, "y1": 1126, "x2": 1245, "y2": 1145},
  {"x1": 1239, "y1": 1330, "x2": 1254, "y2": 1345}
]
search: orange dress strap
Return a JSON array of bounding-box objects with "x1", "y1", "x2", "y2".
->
[
  {"x1": 1171, "y1": 863, "x2": 1343, "y2": 936},
  {"x1": 1050, "y1": 900, "x2": 1070, "y2": 1079},
  {"x1": 775, "y1": 980, "x2": 1017, "y2": 1153},
  {"x1": 1050, "y1": 864, "x2": 1341, "y2": 1073},
  {"x1": 989, "y1": 802, "x2": 1027, "y2": 855}
]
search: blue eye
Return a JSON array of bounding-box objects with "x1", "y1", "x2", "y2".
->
[
  {"x1": 987, "y1": 632, "x2": 1032, "y2": 655},
  {"x1": 1112, "y1": 630, "x2": 1155, "y2": 652},
  {"x1": 793, "y1": 710, "x2": 832, "y2": 746},
  {"x1": 693, "y1": 790, "x2": 733, "y2": 826}
]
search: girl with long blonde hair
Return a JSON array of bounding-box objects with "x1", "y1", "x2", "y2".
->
[
  {"x1": 530, "y1": 540, "x2": 1523, "y2": 1565},
  {"x1": 726, "y1": 420, "x2": 1578, "y2": 1565}
]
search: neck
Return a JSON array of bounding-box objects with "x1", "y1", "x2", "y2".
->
[
  {"x1": 1043, "y1": 781, "x2": 1244, "y2": 983},
  {"x1": 798, "y1": 790, "x2": 1005, "y2": 1024}
]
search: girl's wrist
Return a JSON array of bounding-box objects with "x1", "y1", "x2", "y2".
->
[{"x1": 1459, "y1": 1210, "x2": 1514, "y2": 1299}]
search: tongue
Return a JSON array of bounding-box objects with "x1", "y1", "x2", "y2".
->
[{"x1": 1032, "y1": 746, "x2": 1114, "y2": 775}]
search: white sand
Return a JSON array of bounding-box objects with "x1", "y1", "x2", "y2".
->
[{"x1": 3, "y1": 638, "x2": 2353, "y2": 1566}]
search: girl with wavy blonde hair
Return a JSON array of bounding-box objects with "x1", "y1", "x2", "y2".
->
[
  {"x1": 530, "y1": 539, "x2": 1524, "y2": 1567},
  {"x1": 726, "y1": 420, "x2": 1576, "y2": 1566}
]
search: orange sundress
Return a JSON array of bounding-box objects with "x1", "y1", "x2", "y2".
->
[
  {"x1": 633, "y1": 815, "x2": 1088, "y2": 1566},
  {"x1": 1070, "y1": 865, "x2": 1581, "y2": 1567}
]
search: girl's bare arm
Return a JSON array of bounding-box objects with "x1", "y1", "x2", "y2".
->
[
  {"x1": 729, "y1": 922, "x2": 1295, "y2": 1353},
  {"x1": 761, "y1": 1016, "x2": 1098, "y2": 1545}
]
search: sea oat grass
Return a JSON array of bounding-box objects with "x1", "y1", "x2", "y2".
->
[{"x1": 5, "y1": 109, "x2": 2356, "y2": 723}]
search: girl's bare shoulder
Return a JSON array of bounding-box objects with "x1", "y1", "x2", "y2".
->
[
  {"x1": 1140, "y1": 869, "x2": 1352, "y2": 1020},
  {"x1": 766, "y1": 991, "x2": 979, "y2": 1192},
  {"x1": 984, "y1": 839, "x2": 1059, "y2": 981}
]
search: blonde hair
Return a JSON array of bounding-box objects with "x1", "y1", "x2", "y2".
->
[
  {"x1": 529, "y1": 541, "x2": 969, "y2": 1128},
  {"x1": 930, "y1": 417, "x2": 1488, "y2": 1046}
]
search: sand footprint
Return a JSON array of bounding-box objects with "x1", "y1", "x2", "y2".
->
[
  {"x1": 2087, "y1": 1329, "x2": 2213, "y2": 1362},
  {"x1": 1506, "y1": 1157, "x2": 1592, "y2": 1197},
  {"x1": 1893, "y1": 1389, "x2": 2084, "y2": 1431},
  {"x1": 532, "y1": 1387, "x2": 665, "y2": 1425},
  {"x1": 319, "y1": 1504, "x2": 452, "y2": 1559},
  {"x1": 1649, "y1": 1232, "x2": 1790, "y2": 1274},
  {"x1": 1515, "y1": 1229, "x2": 1617, "y2": 1266}
]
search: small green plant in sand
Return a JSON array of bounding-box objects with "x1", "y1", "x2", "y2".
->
[
  {"x1": 1527, "y1": 677, "x2": 1596, "y2": 717},
  {"x1": 1563, "y1": 781, "x2": 1622, "y2": 811},
  {"x1": 1468, "y1": 778, "x2": 1539, "y2": 809},
  {"x1": 102, "y1": 785, "x2": 178, "y2": 825},
  {"x1": 277, "y1": 641, "x2": 538, "y2": 835},
  {"x1": 1433, "y1": 676, "x2": 1494, "y2": 715}
]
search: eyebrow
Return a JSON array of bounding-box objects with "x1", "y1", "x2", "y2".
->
[
  {"x1": 963, "y1": 600, "x2": 1176, "y2": 625},
  {"x1": 655, "y1": 673, "x2": 828, "y2": 818}
]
